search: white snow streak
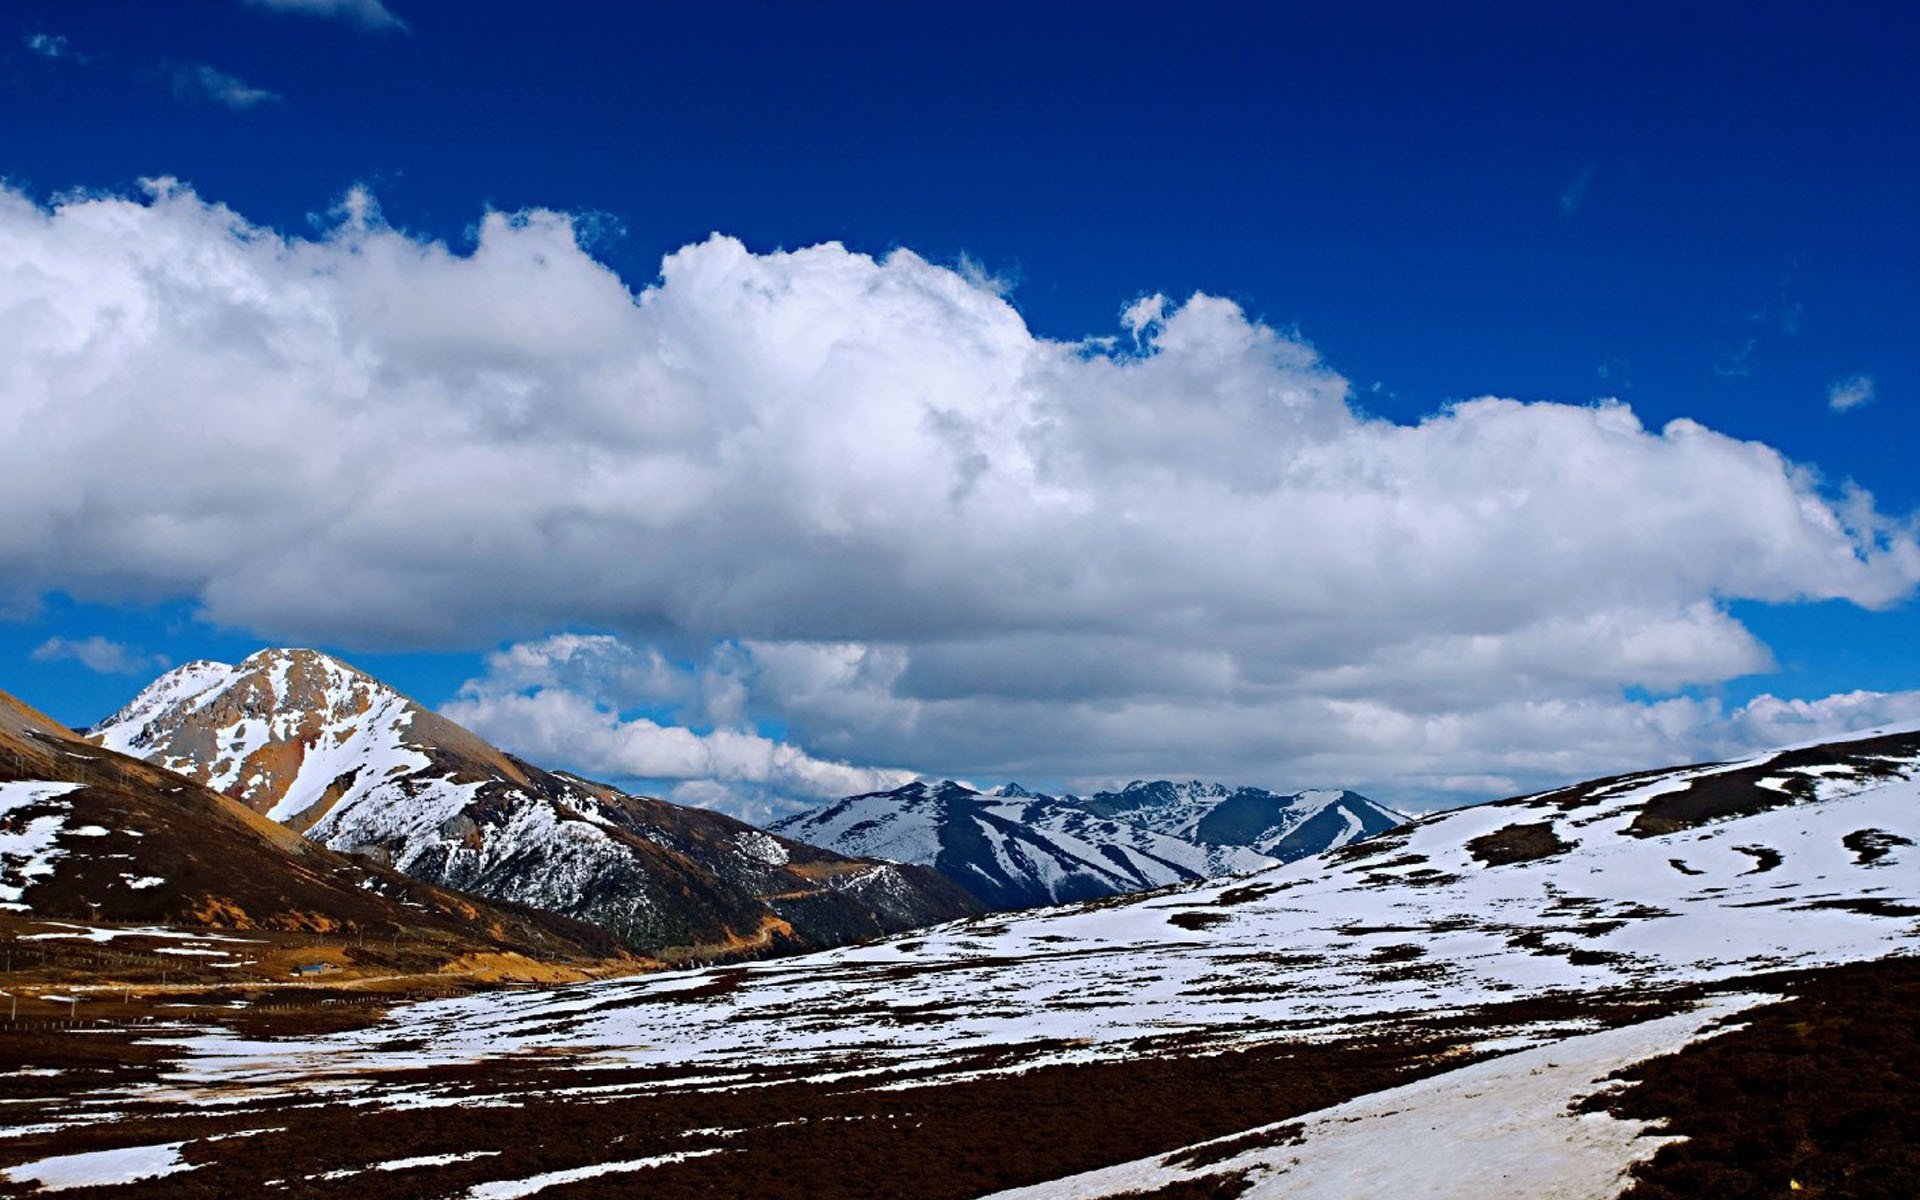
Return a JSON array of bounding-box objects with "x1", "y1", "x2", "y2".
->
[
  {"x1": 462, "y1": 1148, "x2": 726, "y2": 1198},
  {"x1": 986, "y1": 998, "x2": 1758, "y2": 1200},
  {"x1": 0, "y1": 781, "x2": 83, "y2": 908},
  {"x1": 2, "y1": 1141, "x2": 197, "y2": 1191}
]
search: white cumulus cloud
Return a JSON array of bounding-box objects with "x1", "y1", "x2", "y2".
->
[
  {"x1": 2, "y1": 179, "x2": 1917, "y2": 812},
  {"x1": 439, "y1": 636, "x2": 914, "y2": 819}
]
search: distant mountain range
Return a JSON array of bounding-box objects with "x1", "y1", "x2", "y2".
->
[
  {"x1": 1064, "y1": 779, "x2": 1406, "y2": 859},
  {"x1": 89, "y1": 649, "x2": 978, "y2": 958},
  {"x1": 771, "y1": 777, "x2": 1406, "y2": 908}
]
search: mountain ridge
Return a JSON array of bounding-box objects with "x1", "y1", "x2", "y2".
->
[
  {"x1": 772, "y1": 775, "x2": 1404, "y2": 908},
  {"x1": 91, "y1": 649, "x2": 979, "y2": 958}
]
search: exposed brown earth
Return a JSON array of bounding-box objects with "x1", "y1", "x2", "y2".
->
[
  {"x1": 1465, "y1": 820, "x2": 1572, "y2": 866},
  {"x1": 1597, "y1": 955, "x2": 1920, "y2": 1200},
  {"x1": 0, "y1": 1008, "x2": 1491, "y2": 1198},
  {"x1": 1628, "y1": 727, "x2": 1920, "y2": 837},
  {"x1": 0, "y1": 978, "x2": 1707, "y2": 1199}
]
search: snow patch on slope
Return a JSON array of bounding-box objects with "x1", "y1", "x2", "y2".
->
[
  {"x1": 90, "y1": 662, "x2": 236, "y2": 757},
  {"x1": 260, "y1": 687, "x2": 423, "y2": 825},
  {"x1": 986, "y1": 996, "x2": 1758, "y2": 1200},
  {"x1": 0, "y1": 781, "x2": 84, "y2": 909}
]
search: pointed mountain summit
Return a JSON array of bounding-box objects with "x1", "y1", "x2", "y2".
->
[
  {"x1": 92, "y1": 649, "x2": 977, "y2": 957},
  {"x1": 0, "y1": 685, "x2": 616, "y2": 964}
]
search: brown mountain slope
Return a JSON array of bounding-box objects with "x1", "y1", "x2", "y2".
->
[{"x1": 0, "y1": 687, "x2": 622, "y2": 963}]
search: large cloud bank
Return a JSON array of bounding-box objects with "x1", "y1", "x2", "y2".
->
[{"x1": 4, "y1": 180, "x2": 1917, "y2": 812}]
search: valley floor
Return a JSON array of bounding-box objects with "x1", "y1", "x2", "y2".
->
[
  {"x1": 3, "y1": 959, "x2": 1914, "y2": 1199},
  {"x1": 5, "y1": 724, "x2": 1918, "y2": 1197}
]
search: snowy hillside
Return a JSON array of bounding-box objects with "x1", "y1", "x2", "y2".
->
[
  {"x1": 286, "y1": 718, "x2": 1920, "y2": 1078},
  {"x1": 90, "y1": 650, "x2": 976, "y2": 955},
  {"x1": 0, "y1": 685, "x2": 618, "y2": 960},
  {"x1": 0, "y1": 780, "x2": 83, "y2": 910},
  {"x1": 7, "y1": 720, "x2": 1919, "y2": 1198}
]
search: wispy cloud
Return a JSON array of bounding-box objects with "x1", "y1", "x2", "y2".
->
[
  {"x1": 1712, "y1": 337, "x2": 1756, "y2": 378},
  {"x1": 1595, "y1": 356, "x2": 1633, "y2": 391},
  {"x1": 1778, "y1": 297, "x2": 1804, "y2": 336},
  {"x1": 241, "y1": 0, "x2": 407, "y2": 32},
  {"x1": 168, "y1": 63, "x2": 280, "y2": 110},
  {"x1": 1828, "y1": 373, "x2": 1876, "y2": 413},
  {"x1": 24, "y1": 32, "x2": 84, "y2": 62},
  {"x1": 1558, "y1": 165, "x2": 1596, "y2": 217},
  {"x1": 30, "y1": 637, "x2": 170, "y2": 677},
  {"x1": 1745, "y1": 272, "x2": 1804, "y2": 337}
]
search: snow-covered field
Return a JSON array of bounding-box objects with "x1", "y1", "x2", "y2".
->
[{"x1": 130, "y1": 721, "x2": 1920, "y2": 1102}]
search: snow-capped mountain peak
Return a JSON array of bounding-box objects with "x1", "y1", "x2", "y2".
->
[
  {"x1": 91, "y1": 658, "x2": 237, "y2": 741},
  {"x1": 92, "y1": 647, "x2": 438, "y2": 829},
  {"x1": 90, "y1": 650, "x2": 976, "y2": 955}
]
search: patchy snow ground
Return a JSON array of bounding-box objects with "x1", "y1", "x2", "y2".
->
[
  {"x1": 6, "y1": 722, "x2": 1916, "y2": 1200},
  {"x1": 130, "y1": 721, "x2": 1920, "y2": 1110},
  {"x1": 20, "y1": 923, "x2": 261, "y2": 944},
  {"x1": 985, "y1": 996, "x2": 1759, "y2": 1199},
  {"x1": 0, "y1": 781, "x2": 83, "y2": 909}
]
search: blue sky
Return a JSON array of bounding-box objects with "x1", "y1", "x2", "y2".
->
[{"x1": 2, "y1": 1, "x2": 1916, "y2": 819}]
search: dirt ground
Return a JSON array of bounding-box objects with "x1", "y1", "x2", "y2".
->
[
  {"x1": 3, "y1": 946, "x2": 1915, "y2": 1200},
  {"x1": 1597, "y1": 955, "x2": 1920, "y2": 1200}
]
